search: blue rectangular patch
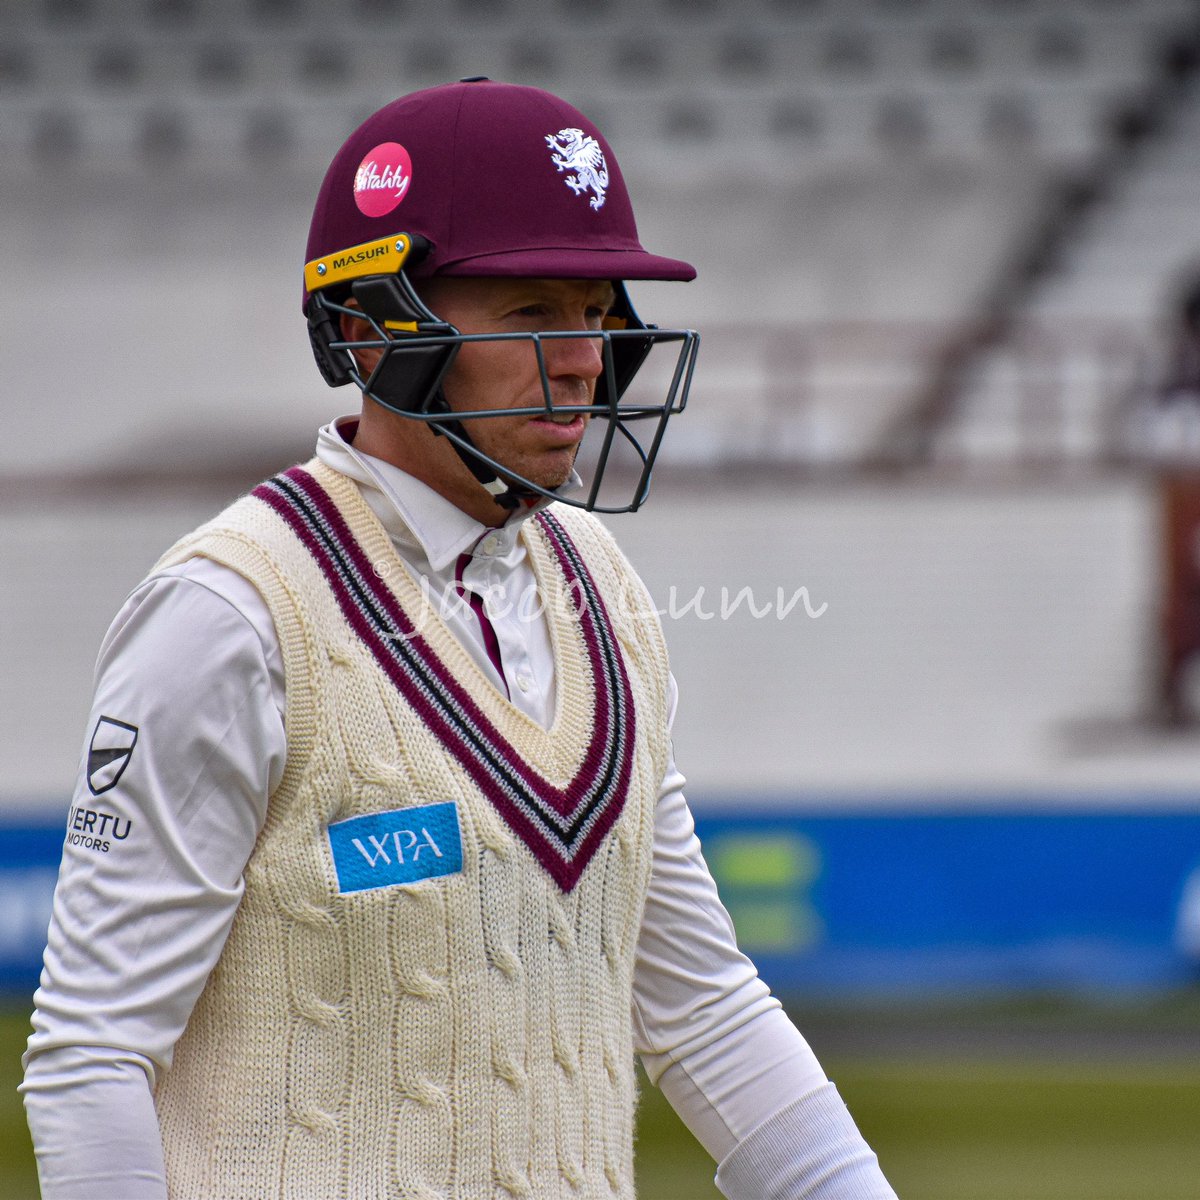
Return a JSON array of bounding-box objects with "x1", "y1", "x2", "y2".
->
[{"x1": 327, "y1": 802, "x2": 463, "y2": 895}]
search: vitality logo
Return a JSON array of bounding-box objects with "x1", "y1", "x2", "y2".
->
[{"x1": 353, "y1": 141, "x2": 413, "y2": 218}]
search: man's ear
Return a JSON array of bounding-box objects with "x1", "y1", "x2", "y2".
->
[{"x1": 339, "y1": 298, "x2": 386, "y2": 375}]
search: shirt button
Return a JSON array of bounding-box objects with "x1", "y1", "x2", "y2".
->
[
  {"x1": 515, "y1": 674, "x2": 532, "y2": 694},
  {"x1": 479, "y1": 535, "x2": 499, "y2": 556}
]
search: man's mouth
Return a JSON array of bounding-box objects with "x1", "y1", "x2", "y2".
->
[{"x1": 529, "y1": 410, "x2": 588, "y2": 446}]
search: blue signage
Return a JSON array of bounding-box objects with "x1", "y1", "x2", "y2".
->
[
  {"x1": 695, "y1": 804, "x2": 1200, "y2": 995},
  {"x1": 5, "y1": 797, "x2": 1200, "y2": 997}
]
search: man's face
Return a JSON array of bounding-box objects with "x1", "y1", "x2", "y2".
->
[{"x1": 417, "y1": 276, "x2": 616, "y2": 493}]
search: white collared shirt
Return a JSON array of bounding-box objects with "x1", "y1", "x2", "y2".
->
[
  {"x1": 317, "y1": 417, "x2": 557, "y2": 717},
  {"x1": 20, "y1": 421, "x2": 893, "y2": 1200}
]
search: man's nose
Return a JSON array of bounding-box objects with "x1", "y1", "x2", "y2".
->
[{"x1": 543, "y1": 330, "x2": 604, "y2": 383}]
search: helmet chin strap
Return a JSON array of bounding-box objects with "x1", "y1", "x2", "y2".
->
[{"x1": 427, "y1": 390, "x2": 539, "y2": 512}]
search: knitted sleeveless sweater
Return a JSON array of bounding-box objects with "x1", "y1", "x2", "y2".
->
[{"x1": 150, "y1": 461, "x2": 670, "y2": 1200}]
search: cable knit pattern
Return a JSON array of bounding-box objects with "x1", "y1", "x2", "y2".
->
[{"x1": 149, "y1": 461, "x2": 669, "y2": 1200}]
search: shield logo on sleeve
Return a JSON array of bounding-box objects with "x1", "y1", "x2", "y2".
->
[{"x1": 87, "y1": 716, "x2": 139, "y2": 797}]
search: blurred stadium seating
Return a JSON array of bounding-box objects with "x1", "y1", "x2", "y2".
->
[
  {"x1": 6, "y1": 0, "x2": 1200, "y2": 1014},
  {"x1": 0, "y1": 0, "x2": 1190, "y2": 173},
  {"x1": 3, "y1": 0, "x2": 1200, "y2": 471}
]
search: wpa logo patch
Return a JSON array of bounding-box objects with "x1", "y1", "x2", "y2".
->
[
  {"x1": 86, "y1": 716, "x2": 139, "y2": 797},
  {"x1": 545, "y1": 127, "x2": 609, "y2": 211},
  {"x1": 327, "y1": 802, "x2": 463, "y2": 894}
]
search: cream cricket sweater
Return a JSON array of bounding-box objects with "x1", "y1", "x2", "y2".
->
[{"x1": 150, "y1": 461, "x2": 671, "y2": 1200}]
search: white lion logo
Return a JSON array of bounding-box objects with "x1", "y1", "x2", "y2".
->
[{"x1": 545, "y1": 127, "x2": 610, "y2": 211}]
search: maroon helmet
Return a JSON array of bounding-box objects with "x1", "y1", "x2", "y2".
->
[{"x1": 303, "y1": 78, "x2": 699, "y2": 513}]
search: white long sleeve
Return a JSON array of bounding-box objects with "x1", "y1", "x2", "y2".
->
[
  {"x1": 20, "y1": 1047, "x2": 167, "y2": 1200},
  {"x1": 715, "y1": 1086, "x2": 897, "y2": 1200},
  {"x1": 23, "y1": 561, "x2": 286, "y2": 1200},
  {"x1": 634, "y1": 754, "x2": 897, "y2": 1199},
  {"x1": 634, "y1": 752, "x2": 829, "y2": 1157}
]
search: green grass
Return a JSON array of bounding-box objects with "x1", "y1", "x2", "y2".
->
[
  {"x1": 835, "y1": 1057, "x2": 1200, "y2": 1200},
  {"x1": 0, "y1": 1011, "x2": 36, "y2": 1200},
  {"x1": 7, "y1": 999, "x2": 1200, "y2": 1199},
  {"x1": 634, "y1": 1073, "x2": 723, "y2": 1199},
  {"x1": 636, "y1": 1054, "x2": 1200, "y2": 1200}
]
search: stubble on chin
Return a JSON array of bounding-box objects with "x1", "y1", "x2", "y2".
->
[{"x1": 473, "y1": 420, "x2": 586, "y2": 493}]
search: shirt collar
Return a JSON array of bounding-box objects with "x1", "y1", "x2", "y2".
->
[{"x1": 315, "y1": 416, "x2": 579, "y2": 573}]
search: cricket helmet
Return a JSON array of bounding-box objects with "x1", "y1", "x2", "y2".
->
[{"x1": 303, "y1": 78, "x2": 699, "y2": 513}]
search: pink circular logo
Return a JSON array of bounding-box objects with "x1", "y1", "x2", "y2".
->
[{"x1": 353, "y1": 142, "x2": 413, "y2": 217}]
